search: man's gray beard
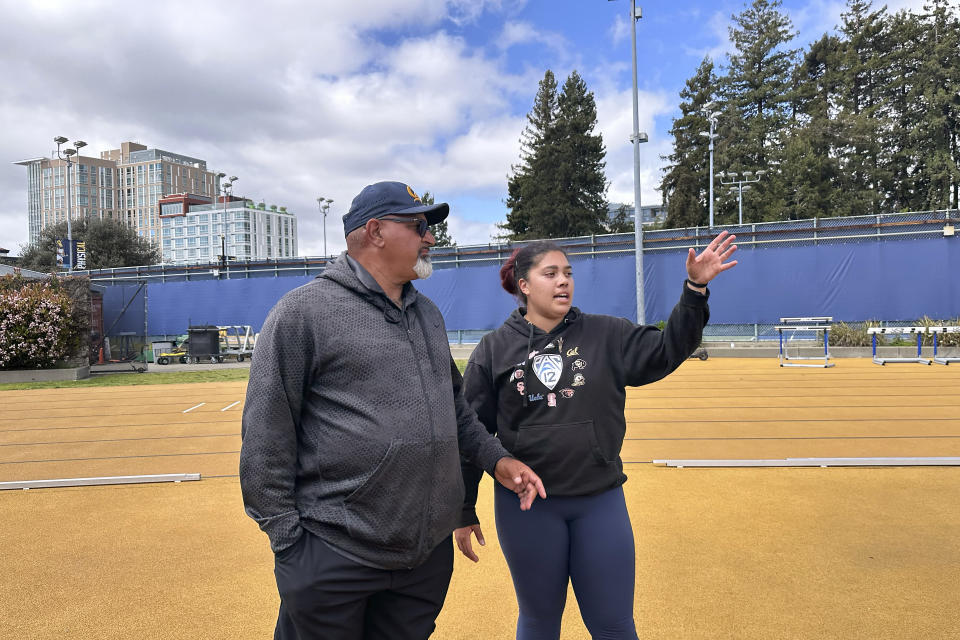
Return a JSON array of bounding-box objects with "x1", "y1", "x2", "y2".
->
[{"x1": 413, "y1": 255, "x2": 433, "y2": 279}]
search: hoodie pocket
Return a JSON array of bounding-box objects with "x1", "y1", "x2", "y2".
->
[
  {"x1": 343, "y1": 440, "x2": 425, "y2": 551},
  {"x1": 513, "y1": 420, "x2": 611, "y2": 493}
]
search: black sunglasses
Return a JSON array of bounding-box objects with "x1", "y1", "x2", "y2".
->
[{"x1": 379, "y1": 216, "x2": 430, "y2": 237}]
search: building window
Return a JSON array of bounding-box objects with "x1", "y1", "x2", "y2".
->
[
  {"x1": 198, "y1": 225, "x2": 208, "y2": 233},
  {"x1": 175, "y1": 238, "x2": 185, "y2": 248}
]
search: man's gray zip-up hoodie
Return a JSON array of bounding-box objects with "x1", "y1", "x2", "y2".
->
[{"x1": 240, "y1": 254, "x2": 510, "y2": 570}]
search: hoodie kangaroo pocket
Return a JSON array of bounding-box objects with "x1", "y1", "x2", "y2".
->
[
  {"x1": 513, "y1": 420, "x2": 610, "y2": 492},
  {"x1": 343, "y1": 440, "x2": 425, "y2": 551}
]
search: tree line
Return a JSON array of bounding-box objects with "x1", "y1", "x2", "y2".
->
[
  {"x1": 660, "y1": 0, "x2": 960, "y2": 228},
  {"x1": 500, "y1": 0, "x2": 960, "y2": 240}
]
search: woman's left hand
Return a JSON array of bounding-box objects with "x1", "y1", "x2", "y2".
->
[{"x1": 686, "y1": 231, "x2": 738, "y2": 285}]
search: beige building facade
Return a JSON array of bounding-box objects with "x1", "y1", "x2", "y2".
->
[{"x1": 16, "y1": 141, "x2": 221, "y2": 247}]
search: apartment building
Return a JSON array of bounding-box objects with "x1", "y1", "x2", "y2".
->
[
  {"x1": 159, "y1": 193, "x2": 298, "y2": 264},
  {"x1": 15, "y1": 141, "x2": 220, "y2": 246}
]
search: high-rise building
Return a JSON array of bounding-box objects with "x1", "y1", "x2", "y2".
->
[
  {"x1": 15, "y1": 141, "x2": 221, "y2": 247},
  {"x1": 159, "y1": 193, "x2": 298, "y2": 264}
]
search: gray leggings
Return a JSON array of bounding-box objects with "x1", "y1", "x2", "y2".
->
[{"x1": 494, "y1": 484, "x2": 640, "y2": 640}]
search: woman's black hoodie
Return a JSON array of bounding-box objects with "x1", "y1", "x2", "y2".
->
[{"x1": 459, "y1": 282, "x2": 709, "y2": 527}]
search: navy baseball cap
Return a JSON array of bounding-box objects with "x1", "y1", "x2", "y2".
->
[{"x1": 342, "y1": 181, "x2": 449, "y2": 236}]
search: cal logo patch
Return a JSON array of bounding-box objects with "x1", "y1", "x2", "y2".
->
[
  {"x1": 533, "y1": 354, "x2": 563, "y2": 390},
  {"x1": 406, "y1": 185, "x2": 422, "y2": 203}
]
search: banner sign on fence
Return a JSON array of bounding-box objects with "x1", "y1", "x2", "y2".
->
[
  {"x1": 57, "y1": 239, "x2": 86, "y2": 270},
  {"x1": 75, "y1": 241, "x2": 87, "y2": 270}
]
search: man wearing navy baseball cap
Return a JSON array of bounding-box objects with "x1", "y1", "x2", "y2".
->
[
  {"x1": 241, "y1": 181, "x2": 546, "y2": 639},
  {"x1": 340, "y1": 181, "x2": 450, "y2": 286}
]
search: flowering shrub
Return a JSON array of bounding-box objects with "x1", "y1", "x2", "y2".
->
[{"x1": 0, "y1": 275, "x2": 73, "y2": 369}]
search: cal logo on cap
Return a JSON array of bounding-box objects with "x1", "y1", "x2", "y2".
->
[{"x1": 406, "y1": 185, "x2": 422, "y2": 203}]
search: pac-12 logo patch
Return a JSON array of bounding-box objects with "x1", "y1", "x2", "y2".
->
[{"x1": 533, "y1": 354, "x2": 563, "y2": 390}]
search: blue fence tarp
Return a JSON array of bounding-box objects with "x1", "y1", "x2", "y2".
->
[{"x1": 103, "y1": 236, "x2": 959, "y2": 336}]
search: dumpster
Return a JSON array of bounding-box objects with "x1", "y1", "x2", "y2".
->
[{"x1": 188, "y1": 325, "x2": 223, "y2": 363}]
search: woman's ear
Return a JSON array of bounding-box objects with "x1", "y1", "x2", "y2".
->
[{"x1": 518, "y1": 277, "x2": 530, "y2": 296}]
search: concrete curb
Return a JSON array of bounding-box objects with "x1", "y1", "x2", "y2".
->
[{"x1": 0, "y1": 365, "x2": 91, "y2": 382}]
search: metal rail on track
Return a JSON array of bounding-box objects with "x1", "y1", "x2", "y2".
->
[
  {"x1": 653, "y1": 458, "x2": 960, "y2": 468},
  {"x1": 0, "y1": 473, "x2": 201, "y2": 491}
]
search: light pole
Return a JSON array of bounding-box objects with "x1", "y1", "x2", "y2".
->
[
  {"x1": 317, "y1": 197, "x2": 333, "y2": 257},
  {"x1": 609, "y1": 0, "x2": 648, "y2": 324},
  {"x1": 218, "y1": 174, "x2": 238, "y2": 268},
  {"x1": 54, "y1": 136, "x2": 86, "y2": 271},
  {"x1": 719, "y1": 170, "x2": 766, "y2": 225},
  {"x1": 699, "y1": 103, "x2": 721, "y2": 228}
]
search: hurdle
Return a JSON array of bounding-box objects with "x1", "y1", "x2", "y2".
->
[
  {"x1": 776, "y1": 317, "x2": 834, "y2": 368},
  {"x1": 867, "y1": 326, "x2": 931, "y2": 365},
  {"x1": 929, "y1": 325, "x2": 960, "y2": 365}
]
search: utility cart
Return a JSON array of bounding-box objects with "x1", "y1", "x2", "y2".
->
[{"x1": 217, "y1": 325, "x2": 256, "y2": 362}]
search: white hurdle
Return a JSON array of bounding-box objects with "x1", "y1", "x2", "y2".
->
[
  {"x1": 929, "y1": 326, "x2": 960, "y2": 365},
  {"x1": 867, "y1": 326, "x2": 931, "y2": 365},
  {"x1": 776, "y1": 316, "x2": 835, "y2": 368}
]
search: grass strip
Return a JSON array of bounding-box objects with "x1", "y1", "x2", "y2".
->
[
  {"x1": 0, "y1": 368, "x2": 250, "y2": 391},
  {"x1": 2, "y1": 359, "x2": 467, "y2": 391}
]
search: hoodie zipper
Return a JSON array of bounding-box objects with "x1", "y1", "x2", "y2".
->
[{"x1": 401, "y1": 303, "x2": 439, "y2": 567}]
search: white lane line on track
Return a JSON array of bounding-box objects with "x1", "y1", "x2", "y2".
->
[
  {"x1": 221, "y1": 401, "x2": 241, "y2": 412},
  {"x1": 183, "y1": 403, "x2": 206, "y2": 413}
]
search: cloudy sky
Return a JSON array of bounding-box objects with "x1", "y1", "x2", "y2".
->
[{"x1": 0, "y1": 0, "x2": 925, "y2": 257}]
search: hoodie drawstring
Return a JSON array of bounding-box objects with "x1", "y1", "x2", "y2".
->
[{"x1": 523, "y1": 321, "x2": 534, "y2": 407}]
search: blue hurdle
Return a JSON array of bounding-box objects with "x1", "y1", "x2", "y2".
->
[
  {"x1": 929, "y1": 326, "x2": 960, "y2": 365},
  {"x1": 867, "y1": 326, "x2": 931, "y2": 365}
]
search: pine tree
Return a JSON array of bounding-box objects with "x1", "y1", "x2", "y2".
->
[
  {"x1": 781, "y1": 34, "x2": 845, "y2": 219},
  {"x1": 911, "y1": 0, "x2": 960, "y2": 210},
  {"x1": 418, "y1": 192, "x2": 456, "y2": 247},
  {"x1": 503, "y1": 70, "x2": 558, "y2": 239},
  {"x1": 660, "y1": 56, "x2": 717, "y2": 228},
  {"x1": 836, "y1": 0, "x2": 890, "y2": 216},
  {"x1": 720, "y1": 0, "x2": 798, "y2": 222},
  {"x1": 502, "y1": 70, "x2": 608, "y2": 239},
  {"x1": 882, "y1": 10, "x2": 926, "y2": 211}
]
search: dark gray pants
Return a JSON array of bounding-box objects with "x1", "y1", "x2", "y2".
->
[{"x1": 273, "y1": 531, "x2": 453, "y2": 640}]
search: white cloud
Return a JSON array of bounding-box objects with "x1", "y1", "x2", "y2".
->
[
  {"x1": 608, "y1": 14, "x2": 631, "y2": 46},
  {"x1": 498, "y1": 21, "x2": 569, "y2": 56},
  {"x1": 0, "y1": 0, "x2": 532, "y2": 257},
  {"x1": 446, "y1": 215, "x2": 502, "y2": 245},
  {"x1": 595, "y1": 86, "x2": 673, "y2": 207},
  {"x1": 682, "y1": 9, "x2": 735, "y2": 65}
]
